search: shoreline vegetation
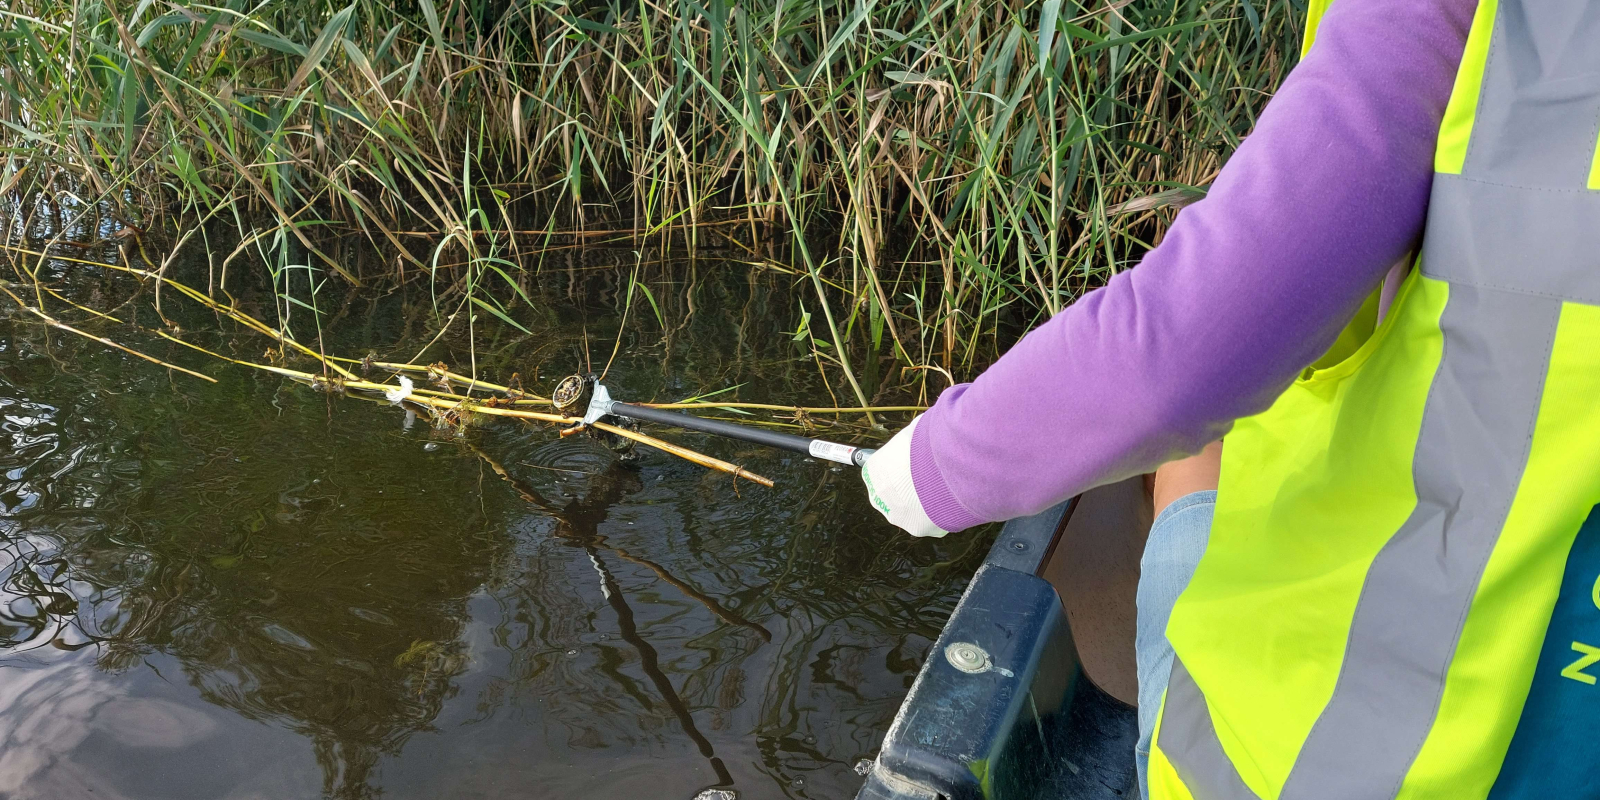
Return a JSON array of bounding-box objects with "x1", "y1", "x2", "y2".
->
[{"x1": 1, "y1": 0, "x2": 1301, "y2": 409}]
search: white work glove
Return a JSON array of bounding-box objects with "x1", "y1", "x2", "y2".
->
[{"x1": 861, "y1": 416, "x2": 950, "y2": 538}]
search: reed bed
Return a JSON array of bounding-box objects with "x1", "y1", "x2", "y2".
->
[{"x1": 0, "y1": 0, "x2": 1302, "y2": 399}]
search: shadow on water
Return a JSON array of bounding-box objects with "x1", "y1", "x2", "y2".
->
[
  {"x1": 472, "y1": 444, "x2": 738, "y2": 787},
  {"x1": 0, "y1": 246, "x2": 998, "y2": 799}
]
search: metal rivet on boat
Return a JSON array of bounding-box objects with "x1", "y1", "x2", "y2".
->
[
  {"x1": 946, "y1": 642, "x2": 992, "y2": 674},
  {"x1": 1010, "y1": 540, "x2": 1028, "y2": 551}
]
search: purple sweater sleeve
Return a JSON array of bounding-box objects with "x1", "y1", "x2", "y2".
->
[{"x1": 911, "y1": 0, "x2": 1475, "y2": 531}]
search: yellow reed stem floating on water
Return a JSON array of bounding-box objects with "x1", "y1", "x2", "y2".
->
[
  {"x1": 179, "y1": 354, "x2": 777, "y2": 486},
  {"x1": 2, "y1": 242, "x2": 899, "y2": 486},
  {"x1": 0, "y1": 284, "x2": 217, "y2": 383},
  {"x1": 327, "y1": 356, "x2": 550, "y2": 402},
  {"x1": 0, "y1": 243, "x2": 361, "y2": 382},
  {"x1": 2, "y1": 242, "x2": 924, "y2": 418},
  {"x1": 375, "y1": 384, "x2": 775, "y2": 487},
  {"x1": 585, "y1": 421, "x2": 774, "y2": 489}
]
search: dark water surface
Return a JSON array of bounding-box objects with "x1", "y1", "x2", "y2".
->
[{"x1": 0, "y1": 253, "x2": 995, "y2": 799}]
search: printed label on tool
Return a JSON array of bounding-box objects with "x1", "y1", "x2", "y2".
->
[{"x1": 809, "y1": 440, "x2": 858, "y2": 465}]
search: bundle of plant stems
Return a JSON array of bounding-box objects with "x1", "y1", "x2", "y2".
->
[
  {"x1": 3, "y1": 239, "x2": 932, "y2": 487},
  {"x1": 0, "y1": 0, "x2": 1302, "y2": 405}
]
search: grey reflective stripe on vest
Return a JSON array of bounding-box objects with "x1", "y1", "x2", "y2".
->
[
  {"x1": 1422, "y1": 175, "x2": 1600, "y2": 304},
  {"x1": 1452, "y1": 1, "x2": 1600, "y2": 189},
  {"x1": 1421, "y1": 0, "x2": 1600, "y2": 302},
  {"x1": 1159, "y1": 657, "x2": 1261, "y2": 800},
  {"x1": 1277, "y1": 285, "x2": 1559, "y2": 798}
]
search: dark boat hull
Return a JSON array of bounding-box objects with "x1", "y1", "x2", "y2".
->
[{"x1": 857, "y1": 488, "x2": 1143, "y2": 800}]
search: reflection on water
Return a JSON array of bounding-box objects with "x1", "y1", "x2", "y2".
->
[{"x1": 0, "y1": 255, "x2": 994, "y2": 799}]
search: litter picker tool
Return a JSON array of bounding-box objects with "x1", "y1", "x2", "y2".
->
[{"x1": 556, "y1": 377, "x2": 877, "y2": 468}]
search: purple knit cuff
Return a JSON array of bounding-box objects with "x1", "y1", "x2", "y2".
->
[{"x1": 910, "y1": 415, "x2": 988, "y2": 532}]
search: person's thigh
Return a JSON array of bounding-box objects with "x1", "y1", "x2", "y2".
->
[{"x1": 1134, "y1": 489, "x2": 1215, "y2": 799}]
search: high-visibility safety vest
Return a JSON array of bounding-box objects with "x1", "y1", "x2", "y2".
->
[{"x1": 1148, "y1": 1, "x2": 1600, "y2": 797}]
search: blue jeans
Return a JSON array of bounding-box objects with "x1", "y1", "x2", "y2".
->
[{"x1": 1134, "y1": 490, "x2": 1215, "y2": 799}]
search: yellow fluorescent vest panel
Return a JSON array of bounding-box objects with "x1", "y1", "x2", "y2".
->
[
  {"x1": 1161, "y1": 274, "x2": 1448, "y2": 798},
  {"x1": 1434, "y1": 0, "x2": 1498, "y2": 175}
]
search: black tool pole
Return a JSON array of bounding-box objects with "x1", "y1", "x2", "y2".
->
[{"x1": 609, "y1": 402, "x2": 876, "y2": 467}]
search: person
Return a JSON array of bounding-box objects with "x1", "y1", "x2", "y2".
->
[{"x1": 863, "y1": 0, "x2": 1600, "y2": 796}]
